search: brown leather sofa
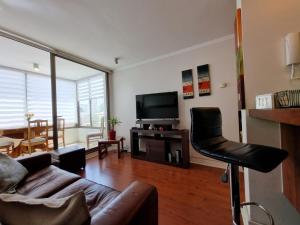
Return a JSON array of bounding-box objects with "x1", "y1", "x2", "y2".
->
[{"x1": 16, "y1": 153, "x2": 158, "y2": 225}]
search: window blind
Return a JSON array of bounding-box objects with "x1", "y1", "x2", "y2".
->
[
  {"x1": 27, "y1": 73, "x2": 52, "y2": 122},
  {"x1": 77, "y1": 74, "x2": 106, "y2": 127},
  {"x1": 0, "y1": 69, "x2": 26, "y2": 129},
  {"x1": 77, "y1": 79, "x2": 90, "y2": 126},
  {"x1": 57, "y1": 79, "x2": 77, "y2": 127},
  {"x1": 90, "y1": 75, "x2": 106, "y2": 127},
  {"x1": 77, "y1": 79, "x2": 89, "y2": 101}
]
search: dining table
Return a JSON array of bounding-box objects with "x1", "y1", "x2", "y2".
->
[{"x1": 0, "y1": 125, "x2": 51, "y2": 157}]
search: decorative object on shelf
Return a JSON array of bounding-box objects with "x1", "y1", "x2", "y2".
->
[
  {"x1": 168, "y1": 152, "x2": 172, "y2": 163},
  {"x1": 274, "y1": 89, "x2": 300, "y2": 108},
  {"x1": 235, "y1": 8, "x2": 245, "y2": 109},
  {"x1": 285, "y1": 32, "x2": 300, "y2": 79},
  {"x1": 181, "y1": 69, "x2": 194, "y2": 99},
  {"x1": 108, "y1": 117, "x2": 121, "y2": 140},
  {"x1": 197, "y1": 64, "x2": 211, "y2": 96},
  {"x1": 175, "y1": 150, "x2": 181, "y2": 164}
]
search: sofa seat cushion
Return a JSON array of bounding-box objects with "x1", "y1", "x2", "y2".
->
[
  {"x1": 17, "y1": 165, "x2": 80, "y2": 198},
  {"x1": 0, "y1": 191, "x2": 90, "y2": 225},
  {"x1": 50, "y1": 178, "x2": 120, "y2": 217}
]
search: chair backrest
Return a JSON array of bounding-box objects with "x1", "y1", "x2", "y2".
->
[
  {"x1": 27, "y1": 120, "x2": 49, "y2": 140},
  {"x1": 190, "y1": 107, "x2": 224, "y2": 147}
]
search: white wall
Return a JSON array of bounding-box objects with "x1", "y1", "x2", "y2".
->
[
  {"x1": 111, "y1": 36, "x2": 239, "y2": 167},
  {"x1": 243, "y1": 0, "x2": 300, "y2": 109},
  {"x1": 241, "y1": 0, "x2": 300, "y2": 224}
]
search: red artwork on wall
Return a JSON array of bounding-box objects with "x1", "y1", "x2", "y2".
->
[
  {"x1": 182, "y1": 69, "x2": 194, "y2": 99},
  {"x1": 197, "y1": 64, "x2": 211, "y2": 96}
]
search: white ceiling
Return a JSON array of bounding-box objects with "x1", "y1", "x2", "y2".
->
[
  {"x1": 0, "y1": 0, "x2": 236, "y2": 70},
  {"x1": 0, "y1": 36, "x2": 103, "y2": 80}
]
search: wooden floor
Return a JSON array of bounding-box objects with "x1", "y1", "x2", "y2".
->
[{"x1": 80, "y1": 151, "x2": 244, "y2": 225}]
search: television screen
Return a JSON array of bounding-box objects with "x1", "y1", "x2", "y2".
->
[{"x1": 136, "y1": 91, "x2": 179, "y2": 119}]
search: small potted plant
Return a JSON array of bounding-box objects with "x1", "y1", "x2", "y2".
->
[{"x1": 108, "y1": 117, "x2": 121, "y2": 140}]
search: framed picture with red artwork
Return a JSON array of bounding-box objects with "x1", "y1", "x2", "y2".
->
[
  {"x1": 197, "y1": 64, "x2": 211, "y2": 96},
  {"x1": 181, "y1": 69, "x2": 194, "y2": 99}
]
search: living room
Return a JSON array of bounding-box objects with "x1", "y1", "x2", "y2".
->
[{"x1": 0, "y1": 1, "x2": 300, "y2": 225}]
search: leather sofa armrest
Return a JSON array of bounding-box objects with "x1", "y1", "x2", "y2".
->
[
  {"x1": 91, "y1": 181, "x2": 158, "y2": 225},
  {"x1": 17, "y1": 153, "x2": 52, "y2": 174}
]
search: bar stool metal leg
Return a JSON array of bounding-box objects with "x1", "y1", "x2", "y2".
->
[{"x1": 230, "y1": 164, "x2": 241, "y2": 225}]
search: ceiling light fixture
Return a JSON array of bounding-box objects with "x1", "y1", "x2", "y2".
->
[{"x1": 33, "y1": 63, "x2": 40, "y2": 72}]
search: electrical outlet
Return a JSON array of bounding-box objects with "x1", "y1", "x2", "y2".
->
[{"x1": 256, "y1": 94, "x2": 274, "y2": 109}]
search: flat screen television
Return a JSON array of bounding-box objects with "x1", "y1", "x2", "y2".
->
[{"x1": 136, "y1": 91, "x2": 179, "y2": 119}]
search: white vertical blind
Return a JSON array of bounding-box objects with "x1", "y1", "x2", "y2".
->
[
  {"x1": 90, "y1": 75, "x2": 106, "y2": 127},
  {"x1": 0, "y1": 69, "x2": 26, "y2": 129},
  {"x1": 77, "y1": 79, "x2": 90, "y2": 126},
  {"x1": 90, "y1": 76, "x2": 105, "y2": 99},
  {"x1": 77, "y1": 80, "x2": 90, "y2": 101},
  {"x1": 27, "y1": 73, "x2": 52, "y2": 122},
  {"x1": 0, "y1": 66, "x2": 104, "y2": 130},
  {"x1": 77, "y1": 74, "x2": 106, "y2": 127},
  {"x1": 57, "y1": 79, "x2": 77, "y2": 127}
]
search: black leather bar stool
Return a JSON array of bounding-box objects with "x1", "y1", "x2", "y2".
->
[{"x1": 190, "y1": 107, "x2": 288, "y2": 225}]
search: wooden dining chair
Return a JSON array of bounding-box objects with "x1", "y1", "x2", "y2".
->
[
  {"x1": 86, "y1": 117, "x2": 105, "y2": 149},
  {"x1": 0, "y1": 138, "x2": 14, "y2": 156},
  {"x1": 21, "y1": 120, "x2": 49, "y2": 154},
  {"x1": 48, "y1": 118, "x2": 65, "y2": 148}
]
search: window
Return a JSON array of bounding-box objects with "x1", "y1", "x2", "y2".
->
[
  {"x1": 27, "y1": 74, "x2": 78, "y2": 127},
  {"x1": 0, "y1": 67, "x2": 78, "y2": 129},
  {"x1": 0, "y1": 69, "x2": 26, "y2": 129},
  {"x1": 56, "y1": 79, "x2": 77, "y2": 127},
  {"x1": 77, "y1": 79, "x2": 90, "y2": 126},
  {"x1": 77, "y1": 74, "x2": 106, "y2": 127},
  {"x1": 27, "y1": 73, "x2": 52, "y2": 122}
]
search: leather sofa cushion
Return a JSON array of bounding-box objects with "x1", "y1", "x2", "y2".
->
[
  {"x1": 0, "y1": 153, "x2": 28, "y2": 193},
  {"x1": 50, "y1": 179, "x2": 119, "y2": 217},
  {"x1": 17, "y1": 165, "x2": 80, "y2": 198},
  {"x1": 0, "y1": 191, "x2": 90, "y2": 225}
]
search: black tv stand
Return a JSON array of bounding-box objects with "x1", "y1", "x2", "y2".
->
[{"x1": 130, "y1": 128, "x2": 190, "y2": 168}]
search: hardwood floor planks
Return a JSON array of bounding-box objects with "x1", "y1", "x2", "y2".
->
[{"x1": 80, "y1": 152, "x2": 244, "y2": 225}]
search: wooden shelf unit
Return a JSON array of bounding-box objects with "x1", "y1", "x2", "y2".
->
[
  {"x1": 130, "y1": 128, "x2": 190, "y2": 168},
  {"x1": 249, "y1": 108, "x2": 300, "y2": 212}
]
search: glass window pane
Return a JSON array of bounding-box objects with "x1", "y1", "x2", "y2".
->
[
  {"x1": 57, "y1": 79, "x2": 77, "y2": 127},
  {"x1": 55, "y1": 56, "x2": 108, "y2": 150},
  {"x1": 79, "y1": 100, "x2": 90, "y2": 126},
  {"x1": 91, "y1": 98, "x2": 104, "y2": 127},
  {"x1": 0, "y1": 68, "x2": 26, "y2": 129},
  {"x1": 27, "y1": 73, "x2": 52, "y2": 122}
]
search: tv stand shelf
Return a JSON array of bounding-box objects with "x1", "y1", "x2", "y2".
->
[
  {"x1": 130, "y1": 128, "x2": 190, "y2": 168},
  {"x1": 136, "y1": 119, "x2": 180, "y2": 125}
]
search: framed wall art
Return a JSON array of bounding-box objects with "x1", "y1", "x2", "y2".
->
[
  {"x1": 197, "y1": 64, "x2": 211, "y2": 96},
  {"x1": 181, "y1": 69, "x2": 194, "y2": 99}
]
